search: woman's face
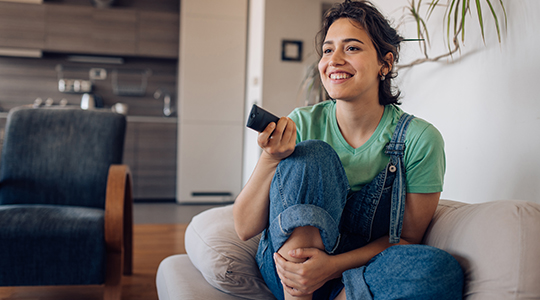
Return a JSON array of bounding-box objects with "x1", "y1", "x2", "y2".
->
[{"x1": 318, "y1": 18, "x2": 384, "y2": 103}]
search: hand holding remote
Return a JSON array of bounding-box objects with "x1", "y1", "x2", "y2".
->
[
  {"x1": 246, "y1": 105, "x2": 296, "y2": 162},
  {"x1": 246, "y1": 104, "x2": 280, "y2": 132}
]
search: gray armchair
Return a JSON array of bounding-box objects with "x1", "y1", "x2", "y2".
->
[{"x1": 0, "y1": 106, "x2": 133, "y2": 300}]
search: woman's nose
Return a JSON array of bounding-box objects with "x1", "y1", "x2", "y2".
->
[{"x1": 329, "y1": 50, "x2": 345, "y2": 67}]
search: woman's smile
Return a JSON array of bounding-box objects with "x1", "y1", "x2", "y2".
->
[{"x1": 329, "y1": 72, "x2": 353, "y2": 80}]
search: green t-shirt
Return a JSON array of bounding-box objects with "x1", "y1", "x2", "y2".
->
[{"x1": 288, "y1": 101, "x2": 445, "y2": 193}]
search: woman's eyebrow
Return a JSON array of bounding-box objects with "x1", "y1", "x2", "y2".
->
[
  {"x1": 323, "y1": 38, "x2": 364, "y2": 45},
  {"x1": 343, "y1": 38, "x2": 364, "y2": 44}
]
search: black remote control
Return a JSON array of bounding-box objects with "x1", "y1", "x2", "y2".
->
[{"x1": 246, "y1": 104, "x2": 280, "y2": 132}]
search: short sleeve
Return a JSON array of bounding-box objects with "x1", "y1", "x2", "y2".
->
[{"x1": 404, "y1": 122, "x2": 446, "y2": 194}]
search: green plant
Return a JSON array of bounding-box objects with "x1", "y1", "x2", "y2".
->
[{"x1": 398, "y1": 0, "x2": 507, "y2": 69}]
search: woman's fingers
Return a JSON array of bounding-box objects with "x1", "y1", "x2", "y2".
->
[
  {"x1": 257, "y1": 122, "x2": 276, "y2": 147},
  {"x1": 257, "y1": 117, "x2": 296, "y2": 161},
  {"x1": 281, "y1": 118, "x2": 297, "y2": 145},
  {"x1": 270, "y1": 117, "x2": 288, "y2": 141},
  {"x1": 274, "y1": 253, "x2": 311, "y2": 296}
]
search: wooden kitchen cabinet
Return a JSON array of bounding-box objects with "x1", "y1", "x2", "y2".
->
[
  {"x1": 44, "y1": 4, "x2": 178, "y2": 58},
  {"x1": 45, "y1": 4, "x2": 137, "y2": 56},
  {"x1": 0, "y1": 2, "x2": 45, "y2": 49},
  {"x1": 92, "y1": 8, "x2": 138, "y2": 56},
  {"x1": 124, "y1": 120, "x2": 177, "y2": 200},
  {"x1": 137, "y1": 11, "x2": 179, "y2": 58},
  {"x1": 0, "y1": 2, "x2": 178, "y2": 59}
]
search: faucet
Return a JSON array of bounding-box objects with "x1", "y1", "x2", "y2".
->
[{"x1": 154, "y1": 88, "x2": 174, "y2": 117}]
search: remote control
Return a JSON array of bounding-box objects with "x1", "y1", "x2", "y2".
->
[{"x1": 246, "y1": 104, "x2": 280, "y2": 132}]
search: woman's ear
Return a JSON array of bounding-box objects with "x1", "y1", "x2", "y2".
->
[{"x1": 382, "y1": 52, "x2": 394, "y2": 74}]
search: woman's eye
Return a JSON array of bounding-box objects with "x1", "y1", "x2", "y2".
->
[
  {"x1": 323, "y1": 48, "x2": 332, "y2": 54},
  {"x1": 347, "y1": 46, "x2": 360, "y2": 51}
]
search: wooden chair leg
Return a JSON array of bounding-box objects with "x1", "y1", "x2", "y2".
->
[
  {"x1": 104, "y1": 252, "x2": 123, "y2": 300},
  {"x1": 123, "y1": 181, "x2": 133, "y2": 276}
]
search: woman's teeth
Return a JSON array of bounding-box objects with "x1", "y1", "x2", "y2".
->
[{"x1": 330, "y1": 73, "x2": 352, "y2": 80}]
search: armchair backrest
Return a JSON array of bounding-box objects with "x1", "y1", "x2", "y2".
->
[{"x1": 0, "y1": 106, "x2": 126, "y2": 209}]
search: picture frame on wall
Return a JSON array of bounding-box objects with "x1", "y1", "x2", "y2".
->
[{"x1": 281, "y1": 40, "x2": 303, "y2": 62}]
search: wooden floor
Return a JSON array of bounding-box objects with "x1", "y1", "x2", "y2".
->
[{"x1": 0, "y1": 224, "x2": 188, "y2": 300}]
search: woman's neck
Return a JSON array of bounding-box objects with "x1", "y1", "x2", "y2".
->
[{"x1": 335, "y1": 99, "x2": 385, "y2": 149}]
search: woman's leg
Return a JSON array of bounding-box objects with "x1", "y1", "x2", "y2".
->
[
  {"x1": 256, "y1": 140, "x2": 350, "y2": 300},
  {"x1": 342, "y1": 245, "x2": 464, "y2": 300}
]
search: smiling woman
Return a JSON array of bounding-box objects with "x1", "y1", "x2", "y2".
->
[{"x1": 233, "y1": 1, "x2": 464, "y2": 300}]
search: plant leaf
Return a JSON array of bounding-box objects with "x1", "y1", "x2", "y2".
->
[
  {"x1": 498, "y1": 0, "x2": 508, "y2": 30},
  {"x1": 427, "y1": 0, "x2": 440, "y2": 19},
  {"x1": 447, "y1": 0, "x2": 457, "y2": 51},
  {"x1": 485, "y1": 0, "x2": 501, "y2": 42},
  {"x1": 461, "y1": 0, "x2": 468, "y2": 42},
  {"x1": 475, "y1": 0, "x2": 485, "y2": 42}
]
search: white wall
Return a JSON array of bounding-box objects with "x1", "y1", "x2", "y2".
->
[{"x1": 377, "y1": 1, "x2": 540, "y2": 204}]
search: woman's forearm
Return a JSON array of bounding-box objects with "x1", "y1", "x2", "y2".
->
[
  {"x1": 332, "y1": 235, "x2": 413, "y2": 275},
  {"x1": 233, "y1": 117, "x2": 297, "y2": 241},
  {"x1": 233, "y1": 152, "x2": 280, "y2": 241}
]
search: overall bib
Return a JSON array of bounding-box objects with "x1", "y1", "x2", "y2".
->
[{"x1": 256, "y1": 113, "x2": 463, "y2": 300}]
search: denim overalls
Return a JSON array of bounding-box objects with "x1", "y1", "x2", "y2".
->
[{"x1": 255, "y1": 113, "x2": 463, "y2": 300}]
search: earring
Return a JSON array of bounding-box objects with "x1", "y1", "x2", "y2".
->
[{"x1": 380, "y1": 73, "x2": 386, "y2": 81}]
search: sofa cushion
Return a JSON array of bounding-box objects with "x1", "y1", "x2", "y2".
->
[
  {"x1": 184, "y1": 205, "x2": 275, "y2": 300},
  {"x1": 424, "y1": 199, "x2": 540, "y2": 299}
]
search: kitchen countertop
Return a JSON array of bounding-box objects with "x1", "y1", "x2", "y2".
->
[{"x1": 0, "y1": 112, "x2": 177, "y2": 123}]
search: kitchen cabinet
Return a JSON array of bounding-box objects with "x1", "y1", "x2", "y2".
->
[
  {"x1": 0, "y1": 2, "x2": 179, "y2": 59},
  {"x1": 0, "y1": 2, "x2": 45, "y2": 49},
  {"x1": 137, "y1": 11, "x2": 179, "y2": 58},
  {"x1": 45, "y1": 4, "x2": 137, "y2": 57},
  {"x1": 124, "y1": 119, "x2": 177, "y2": 200}
]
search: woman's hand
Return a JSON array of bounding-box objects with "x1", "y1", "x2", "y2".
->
[
  {"x1": 274, "y1": 248, "x2": 341, "y2": 297},
  {"x1": 258, "y1": 117, "x2": 296, "y2": 162}
]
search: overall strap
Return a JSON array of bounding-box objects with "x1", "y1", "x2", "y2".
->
[{"x1": 385, "y1": 112, "x2": 415, "y2": 244}]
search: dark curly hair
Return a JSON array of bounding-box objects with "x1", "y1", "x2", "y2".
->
[{"x1": 316, "y1": 0, "x2": 403, "y2": 105}]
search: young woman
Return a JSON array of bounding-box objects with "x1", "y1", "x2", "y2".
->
[{"x1": 233, "y1": 1, "x2": 464, "y2": 299}]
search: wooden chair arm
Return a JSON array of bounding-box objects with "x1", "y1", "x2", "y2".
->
[{"x1": 104, "y1": 164, "x2": 133, "y2": 276}]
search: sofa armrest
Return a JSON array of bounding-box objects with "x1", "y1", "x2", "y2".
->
[
  {"x1": 157, "y1": 255, "x2": 245, "y2": 300},
  {"x1": 424, "y1": 199, "x2": 540, "y2": 299}
]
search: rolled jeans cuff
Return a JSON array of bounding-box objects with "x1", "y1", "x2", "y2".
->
[
  {"x1": 342, "y1": 267, "x2": 373, "y2": 300},
  {"x1": 268, "y1": 204, "x2": 341, "y2": 254}
]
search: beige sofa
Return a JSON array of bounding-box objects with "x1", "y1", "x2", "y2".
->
[{"x1": 156, "y1": 199, "x2": 540, "y2": 300}]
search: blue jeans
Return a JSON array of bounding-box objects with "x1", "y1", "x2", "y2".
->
[{"x1": 256, "y1": 140, "x2": 463, "y2": 300}]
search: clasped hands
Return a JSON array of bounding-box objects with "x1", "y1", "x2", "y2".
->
[{"x1": 273, "y1": 247, "x2": 341, "y2": 297}]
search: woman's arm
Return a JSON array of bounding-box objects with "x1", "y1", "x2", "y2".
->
[
  {"x1": 233, "y1": 117, "x2": 297, "y2": 241},
  {"x1": 274, "y1": 192, "x2": 440, "y2": 296}
]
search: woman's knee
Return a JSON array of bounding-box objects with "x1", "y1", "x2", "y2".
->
[
  {"x1": 280, "y1": 140, "x2": 342, "y2": 170},
  {"x1": 278, "y1": 226, "x2": 324, "y2": 263}
]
